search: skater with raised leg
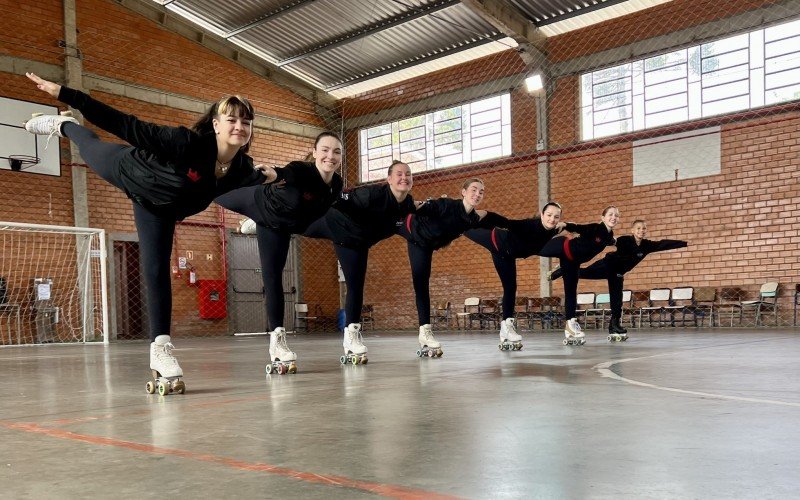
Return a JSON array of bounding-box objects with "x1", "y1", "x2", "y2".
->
[
  {"x1": 398, "y1": 178, "x2": 506, "y2": 357},
  {"x1": 215, "y1": 132, "x2": 344, "y2": 374},
  {"x1": 550, "y1": 219, "x2": 687, "y2": 341},
  {"x1": 24, "y1": 73, "x2": 275, "y2": 394},
  {"x1": 539, "y1": 206, "x2": 619, "y2": 345},
  {"x1": 465, "y1": 201, "x2": 566, "y2": 350},
  {"x1": 302, "y1": 159, "x2": 415, "y2": 365}
]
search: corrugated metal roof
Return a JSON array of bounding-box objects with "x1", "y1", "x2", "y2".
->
[{"x1": 151, "y1": 0, "x2": 670, "y2": 98}]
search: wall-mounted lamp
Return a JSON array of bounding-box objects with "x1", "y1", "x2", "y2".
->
[{"x1": 525, "y1": 73, "x2": 544, "y2": 93}]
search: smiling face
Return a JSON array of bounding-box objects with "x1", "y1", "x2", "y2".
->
[
  {"x1": 213, "y1": 113, "x2": 252, "y2": 150},
  {"x1": 387, "y1": 162, "x2": 413, "y2": 193},
  {"x1": 212, "y1": 96, "x2": 254, "y2": 152},
  {"x1": 461, "y1": 181, "x2": 485, "y2": 209},
  {"x1": 312, "y1": 135, "x2": 343, "y2": 174},
  {"x1": 632, "y1": 221, "x2": 647, "y2": 241},
  {"x1": 602, "y1": 206, "x2": 620, "y2": 228},
  {"x1": 540, "y1": 204, "x2": 562, "y2": 229}
]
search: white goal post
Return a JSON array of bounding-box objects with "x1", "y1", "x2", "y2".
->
[{"x1": 0, "y1": 221, "x2": 109, "y2": 345}]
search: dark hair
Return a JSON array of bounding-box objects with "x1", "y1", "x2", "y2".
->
[
  {"x1": 542, "y1": 201, "x2": 562, "y2": 213},
  {"x1": 314, "y1": 131, "x2": 342, "y2": 149},
  {"x1": 388, "y1": 159, "x2": 409, "y2": 176},
  {"x1": 602, "y1": 205, "x2": 618, "y2": 216},
  {"x1": 632, "y1": 219, "x2": 646, "y2": 227},
  {"x1": 303, "y1": 131, "x2": 343, "y2": 162},
  {"x1": 192, "y1": 95, "x2": 255, "y2": 153},
  {"x1": 461, "y1": 178, "x2": 484, "y2": 191}
]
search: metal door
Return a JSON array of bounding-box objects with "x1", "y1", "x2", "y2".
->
[{"x1": 227, "y1": 232, "x2": 298, "y2": 333}]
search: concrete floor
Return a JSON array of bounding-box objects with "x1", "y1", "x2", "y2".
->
[{"x1": 0, "y1": 329, "x2": 798, "y2": 499}]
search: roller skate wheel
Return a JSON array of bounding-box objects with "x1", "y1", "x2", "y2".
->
[
  {"x1": 427, "y1": 349, "x2": 436, "y2": 358},
  {"x1": 360, "y1": 355, "x2": 368, "y2": 364},
  {"x1": 607, "y1": 335, "x2": 613, "y2": 341},
  {"x1": 288, "y1": 363, "x2": 297, "y2": 374},
  {"x1": 516, "y1": 343, "x2": 523, "y2": 351},
  {"x1": 173, "y1": 380, "x2": 186, "y2": 394},
  {"x1": 340, "y1": 355, "x2": 347, "y2": 365},
  {"x1": 416, "y1": 349, "x2": 423, "y2": 357},
  {"x1": 351, "y1": 355, "x2": 359, "y2": 365},
  {"x1": 277, "y1": 364, "x2": 288, "y2": 375},
  {"x1": 563, "y1": 339, "x2": 569, "y2": 345},
  {"x1": 145, "y1": 380, "x2": 156, "y2": 394},
  {"x1": 157, "y1": 381, "x2": 169, "y2": 396},
  {"x1": 436, "y1": 349, "x2": 443, "y2": 357},
  {"x1": 266, "y1": 363, "x2": 274, "y2": 375},
  {"x1": 498, "y1": 343, "x2": 503, "y2": 351}
]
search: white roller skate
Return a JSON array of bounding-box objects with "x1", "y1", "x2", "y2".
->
[
  {"x1": 146, "y1": 335, "x2": 186, "y2": 396},
  {"x1": 341, "y1": 323, "x2": 368, "y2": 365},
  {"x1": 24, "y1": 111, "x2": 79, "y2": 148},
  {"x1": 266, "y1": 327, "x2": 298, "y2": 375},
  {"x1": 498, "y1": 317, "x2": 523, "y2": 351},
  {"x1": 416, "y1": 324, "x2": 443, "y2": 358},
  {"x1": 563, "y1": 318, "x2": 586, "y2": 346},
  {"x1": 239, "y1": 218, "x2": 256, "y2": 234}
]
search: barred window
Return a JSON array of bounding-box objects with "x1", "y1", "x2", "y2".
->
[
  {"x1": 359, "y1": 94, "x2": 511, "y2": 182},
  {"x1": 581, "y1": 17, "x2": 800, "y2": 140}
]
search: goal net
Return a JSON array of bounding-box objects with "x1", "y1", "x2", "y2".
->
[{"x1": 0, "y1": 222, "x2": 108, "y2": 345}]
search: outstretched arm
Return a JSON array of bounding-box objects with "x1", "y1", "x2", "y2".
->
[{"x1": 27, "y1": 72, "x2": 193, "y2": 161}]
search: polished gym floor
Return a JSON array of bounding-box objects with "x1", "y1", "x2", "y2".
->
[{"x1": 1, "y1": 328, "x2": 798, "y2": 498}]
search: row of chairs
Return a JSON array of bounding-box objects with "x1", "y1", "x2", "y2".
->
[
  {"x1": 294, "y1": 303, "x2": 375, "y2": 332},
  {"x1": 432, "y1": 281, "x2": 783, "y2": 331}
]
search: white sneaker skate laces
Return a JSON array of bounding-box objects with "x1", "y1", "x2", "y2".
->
[
  {"x1": 277, "y1": 332, "x2": 294, "y2": 356},
  {"x1": 155, "y1": 342, "x2": 180, "y2": 369},
  {"x1": 25, "y1": 115, "x2": 70, "y2": 150}
]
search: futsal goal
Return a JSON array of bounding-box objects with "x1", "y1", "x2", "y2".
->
[{"x1": 0, "y1": 221, "x2": 108, "y2": 345}]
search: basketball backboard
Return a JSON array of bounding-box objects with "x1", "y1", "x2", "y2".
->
[{"x1": 0, "y1": 96, "x2": 61, "y2": 176}]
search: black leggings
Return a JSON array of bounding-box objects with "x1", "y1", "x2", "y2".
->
[
  {"x1": 214, "y1": 187, "x2": 291, "y2": 331},
  {"x1": 577, "y1": 261, "x2": 625, "y2": 320},
  {"x1": 539, "y1": 236, "x2": 581, "y2": 320},
  {"x1": 64, "y1": 122, "x2": 175, "y2": 341},
  {"x1": 465, "y1": 228, "x2": 516, "y2": 320},
  {"x1": 407, "y1": 242, "x2": 434, "y2": 326},
  {"x1": 303, "y1": 218, "x2": 369, "y2": 327}
]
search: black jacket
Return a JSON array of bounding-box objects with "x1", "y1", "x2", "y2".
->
[
  {"x1": 563, "y1": 222, "x2": 616, "y2": 263},
  {"x1": 324, "y1": 184, "x2": 415, "y2": 248},
  {"x1": 254, "y1": 161, "x2": 343, "y2": 233},
  {"x1": 490, "y1": 217, "x2": 561, "y2": 258},
  {"x1": 58, "y1": 87, "x2": 264, "y2": 219},
  {"x1": 604, "y1": 235, "x2": 688, "y2": 274},
  {"x1": 405, "y1": 198, "x2": 504, "y2": 250}
]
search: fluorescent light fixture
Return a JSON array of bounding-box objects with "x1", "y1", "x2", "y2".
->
[{"x1": 525, "y1": 73, "x2": 543, "y2": 92}]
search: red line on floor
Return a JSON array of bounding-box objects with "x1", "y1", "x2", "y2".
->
[{"x1": 0, "y1": 420, "x2": 459, "y2": 500}]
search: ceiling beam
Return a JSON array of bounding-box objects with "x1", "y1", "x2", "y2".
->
[
  {"x1": 325, "y1": 33, "x2": 506, "y2": 91},
  {"x1": 225, "y1": 0, "x2": 317, "y2": 38},
  {"x1": 535, "y1": 0, "x2": 629, "y2": 27},
  {"x1": 277, "y1": 0, "x2": 461, "y2": 67},
  {"x1": 460, "y1": 0, "x2": 547, "y2": 66}
]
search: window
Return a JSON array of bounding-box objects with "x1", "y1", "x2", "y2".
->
[
  {"x1": 359, "y1": 94, "x2": 511, "y2": 181},
  {"x1": 581, "y1": 18, "x2": 800, "y2": 140}
]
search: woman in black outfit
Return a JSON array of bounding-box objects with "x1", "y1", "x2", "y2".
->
[
  {"x1": 25, "y1": 73, "x2": 274, "y2": 394},
  {"x1": 550, "y1": 219, "x2": 687, "y2": 336},
  {"x1": 398, "y1": 178, "x2": 505, "y2": 356},
  {"x1": 303, "y1": 160, "x2": 415, "y2": 364},
  {"x1": 464, "y1": 202, "x2": 565, "y2": 349},
  {"x1": 215, "y1": 132, "x2": 343, "y2": 374},
  {"x1": 538, "y1": 206, "x2": 619, "y2": 344}
]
